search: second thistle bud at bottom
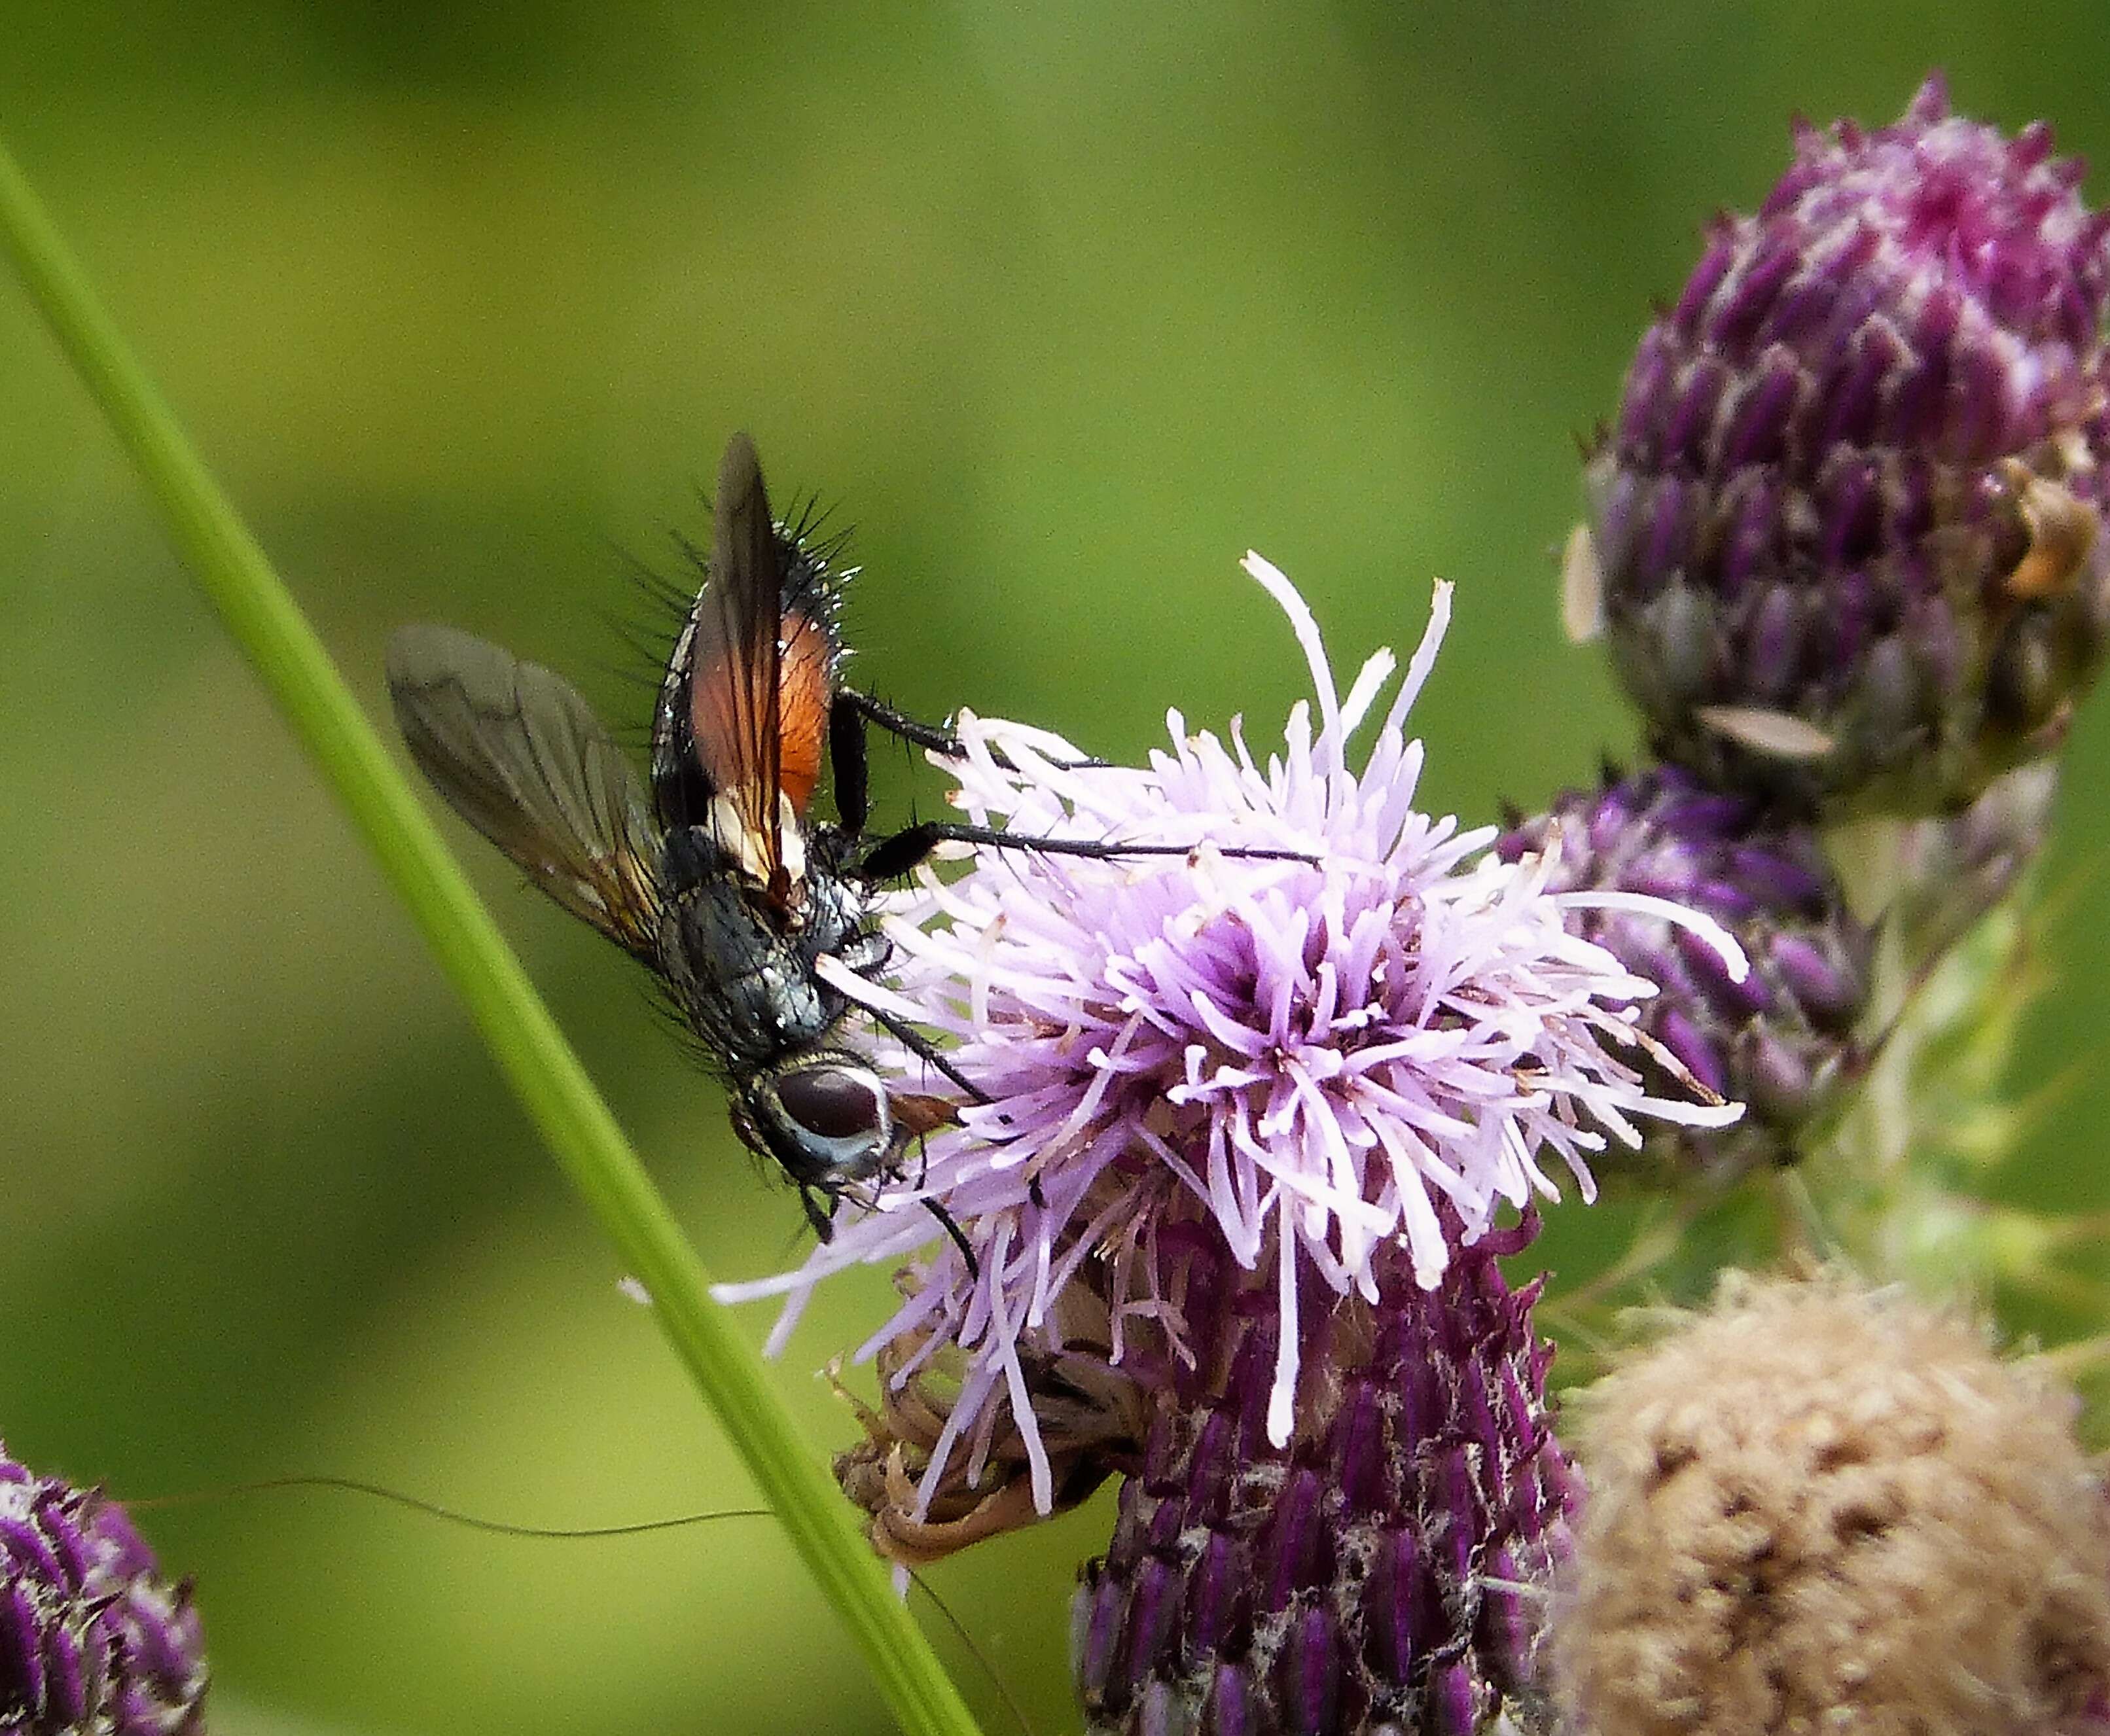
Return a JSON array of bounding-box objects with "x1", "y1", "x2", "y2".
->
[{"x1": 1071, "y1": 1220, "x2": 1575, "y2": 1736}]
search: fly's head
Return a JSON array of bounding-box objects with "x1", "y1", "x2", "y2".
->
[{"x1": 733, "y1": 1052, "x2": 900, "y2": 1198}]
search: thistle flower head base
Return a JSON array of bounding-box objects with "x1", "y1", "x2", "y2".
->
[{"x1": 1073, "y1": 1220, "x2": 1575, "y2": 1736}]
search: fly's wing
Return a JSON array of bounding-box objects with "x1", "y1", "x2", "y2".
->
[
  {"x1": 387, "y1": 625, "x2": 666, "y2": 961},
  {"x1": 680, "y1": 433, "x2": 840, "y2": 884},
  {"x1": 685, "y1": 433, "x2": 789, "y2": 883}
]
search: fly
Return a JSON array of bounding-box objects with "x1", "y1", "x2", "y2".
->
[{"x1": 388, "y1": 433, "x2": 1309, "y2": 1259}]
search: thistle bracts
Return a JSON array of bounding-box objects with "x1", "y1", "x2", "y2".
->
[
  {"x1": 1803, "y1": 764, "x2": 2063, "y2": 1303},
  {"x1": 1578, "y1": 76, "x2": 2110, "y2": 815},
  {"x1": 1496, "y1": 765, "x2": 1872, "y2": 1187},
  {"x1": 1073, "y1": 1224, "x2": 1573, "y2": 1736},
  {"x1": 0, "y1": 1445, "x2": 207, "y2": 1735}
]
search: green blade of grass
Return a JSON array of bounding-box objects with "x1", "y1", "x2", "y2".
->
[{"x1": 0, "y1": 135, "x2": 982, "y2": 1736}]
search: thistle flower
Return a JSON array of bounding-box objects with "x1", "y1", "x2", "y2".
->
[
  {"x1": 1554, "y1": 1272, "x2": 2110, "y2": 1736},
  {"x1": 0, "y1": 1443, "x2": 208, "y2": 1735},
  {"x1": 1574, "y1": 75, "x2": 2110, "y2": 815},
  {"x1": 1495, "y1": 764, "x2": 1874, "y2": 1187},
  {"x1": 717, "y1": 557, "x2": 1745, "y2": 1536}
]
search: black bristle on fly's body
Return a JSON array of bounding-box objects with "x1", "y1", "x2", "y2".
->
[
  {"x1": 595, "y1": 501, "x2": 867, "y2": 768},
  {"x1": 598, "y1": 539, "x2": 704, "y2": 708},
  {"x1": 778, "y1": 489, "x2": 857, "y2": 571},
  {"x1": 639, "y1": 977, "x2": 727, "y2": 1079}
]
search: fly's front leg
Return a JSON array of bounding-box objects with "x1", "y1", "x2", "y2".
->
[
  {"x1": 856, "y1": 819, "x2": 1318, "y2": 883},
  {"x1": 864, "y1": 1002, "x2": 988, "y2": 1105},
  {"x1": 842, "y1": 686, "x2": 1107, "y2": 773},
  {"x1": 842, "y1": 688, "x2": 967, "y2": 759}
]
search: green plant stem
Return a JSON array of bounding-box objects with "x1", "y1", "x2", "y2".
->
[{"x1": 0, "y1": 136, "x2": 982, "y2": 1736}]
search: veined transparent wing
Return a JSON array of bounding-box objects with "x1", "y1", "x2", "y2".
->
[{"x1": 387, "y1": 624, "x2": 665, "y2": 960}]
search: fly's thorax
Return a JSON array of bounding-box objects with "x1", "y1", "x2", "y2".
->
[
  {"x1": 796, "y1": 835, "x2": 884, "y2": 958},
  {"x1": 654, "y1": 823, "x2": 879, "y2": 1075},
  {"x1": 658, "y1": 875, "x2": 831, "y2": 1071}
]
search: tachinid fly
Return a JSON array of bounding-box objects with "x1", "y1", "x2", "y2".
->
[
  {"x1": 389, "y1": 433, "x2": 1311, "y2": 1254},
  {"x1": 387, "y1": 433, "x2": 975, "y2": 1250}
]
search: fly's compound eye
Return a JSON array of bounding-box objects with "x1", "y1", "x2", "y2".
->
[{"x1": 763, "y1": 1062, "x2": 893, "y2": 1186}]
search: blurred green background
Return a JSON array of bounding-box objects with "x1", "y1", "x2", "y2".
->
[{"x1": 7, "y1": 5, "x2": 2110, "y2": 1732}]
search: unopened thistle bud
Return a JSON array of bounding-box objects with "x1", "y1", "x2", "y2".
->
[
  {"x1": 0, "y1": 1444, "x2": 209, "y2": 1735},
  {"x1": 1496, "y1": 764, "x2": 1874, "y2": 1186},
  {"x1": 1554, "y1": 1273, "x2": 2110, "y2": 1736},
  {"x1": 1573, "y1": 75, "x2": 2110, "y2": 815}
]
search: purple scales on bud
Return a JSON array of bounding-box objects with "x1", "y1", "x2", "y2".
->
[
  {"x1": 1497, "y1": 764, "x2": 1874, "y2": 1186},
  {"x1": 1071, "y1": 1222, "x2": 1575, "y2": 1736},
  {"x1": 1577, "y1": 75, "x2": 2110, "y2": 815},
  {"x1": 0, "y1": 1445, "x2": 207, "y2": 1735}
]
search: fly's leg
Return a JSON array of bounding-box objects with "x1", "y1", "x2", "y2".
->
[
  {"x1": 856, "y1": 819, "x2": 1318, "y2": 884},
  {"x1": 842, "y1": 686, "x2": 1107, "y2": 772},
  {"x1": 923, "y1": 1198, "x2": 979, "y2": 1277},
  {"x1": 864, "y1": 1002, "x2": 989, "y2": 1106},
  {"x1": 829, "y1": 692, "x2": 870, "y2": 840},
  {"x1": 802, "y1": 1171, "x2": 979, "y2": 1280},
  {"x1": 842, "y1": 688, "x2": 969, "y2": 760},
  {"x1": 800, "y1": 1185, "x2": 837, "y2": 1244}
]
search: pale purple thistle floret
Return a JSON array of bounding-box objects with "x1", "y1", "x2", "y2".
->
[{"x1": 716, "y1": 555, "x2": 1746, "y2": 1513}]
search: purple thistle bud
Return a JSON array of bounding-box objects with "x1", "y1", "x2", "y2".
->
[
  {"x1": 1575, "y1": 75, "x2": 2110, "y2": 814},
  {"x1": 0, "y1": 1444, "x2": 207, "y2": 1735},
  {"x1": 718, "y1": 557, "x2": 1742, "y2": 1570},
  {"x1": 1497, "y1": 763, "x2": 1873, "y2": 1185},
  {"x1": 1071, "y1": 1220, "x2": 1573, "y2": 1736}
]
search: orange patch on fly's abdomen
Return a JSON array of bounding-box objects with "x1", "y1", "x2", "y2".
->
[{"x1": 776, "y1": 604, "x2": 835, "y2": 815}]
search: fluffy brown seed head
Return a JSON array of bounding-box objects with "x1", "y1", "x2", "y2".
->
[{"x1": 1554, "y1": 1272, "x2": 2110, "y2": 1736}]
